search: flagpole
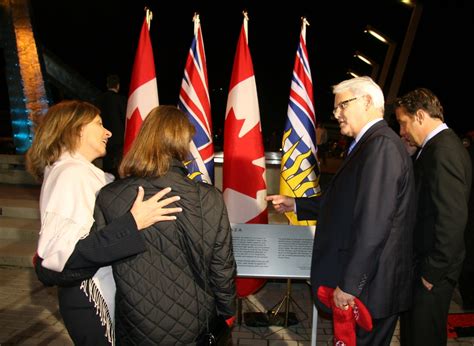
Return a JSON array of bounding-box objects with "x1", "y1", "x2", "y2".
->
[
  {"x1": 178, "y1": 12, "x2": 214, "y2": 184},
  {"x1": 145, "y1": 7, "x2": 152, "y2": 30},
  {"x1": 243, "y1": 11, "x2": 248, "y2": 40},
  {"x1": 270, "y1": 14, "x2": 319, "y2": 327},
  {"x1": 224, "y1": 9, "x2": 268, "y2": 322},
  {"x1": 302, "y1": 16, "x2": 310, "y2": 29},
  {"x1": 193, "y1": 12, "x2": 199, "y2": 34},
  {"x1": 124, "y1": 9, "x2": 159, "y2": 154}
]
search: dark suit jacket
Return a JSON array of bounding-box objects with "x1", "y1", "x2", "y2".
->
[
  {"x1": 297, "y1": 120, "x2": 416, "y2": 319},
  {"x1": 414, "y1": 129, "x2": 471, "y2": 285},
  {"x1": 95, "y1": 90, "x2": 127, "y2": 153}
]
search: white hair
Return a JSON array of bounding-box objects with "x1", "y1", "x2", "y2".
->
[{"x1": 333, "y1": 76, "x2": 385, "y2": 112}]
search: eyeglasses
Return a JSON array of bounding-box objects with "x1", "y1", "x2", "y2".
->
[{"x1": 333, "y1": 97, "x2": 359, "y2": 115}]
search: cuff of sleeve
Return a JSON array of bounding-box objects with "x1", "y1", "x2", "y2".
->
[
  {"x1": 120, "y1": 212, "x2": 139, "y2": 232},
  {"x1": 65, "y1": 212, "x2": 146, "y2": 269},
  {"x1": 110, "y1": 212, "x2": 146, "y2": 251}
]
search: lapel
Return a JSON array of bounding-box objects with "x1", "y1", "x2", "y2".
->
[
  {"x1": 331, "y1": 120, "x2": 388, "y2": 182},
  {"x1": 415, "y1": 128, "x2": 450, "y2": 164}
]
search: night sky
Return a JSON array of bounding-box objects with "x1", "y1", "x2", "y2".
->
[{"x1": 29, "y1": 0, "x2": 473, "y2": 143}]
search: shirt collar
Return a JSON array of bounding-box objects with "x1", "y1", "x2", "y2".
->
[
  {"x1": 354, "y1": 118, "x2": 384, "y2": 145},
  {"x1": 421, "y1": 123, "x2": 448, "y2": 149}
]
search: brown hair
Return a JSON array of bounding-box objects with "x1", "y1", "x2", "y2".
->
[
  {"x1": 26, "y1": 100, "x2": 100, "y2": 180},
  {"x1": 393, "y1": 88, "x2": 444, "y2": 121},
  {"x1": 119, "y1": 105, "x2": 195, "y2": 178}
]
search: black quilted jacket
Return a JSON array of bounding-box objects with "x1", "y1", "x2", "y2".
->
[{"x1": 93, "y1": 160, "x2": 236, "y2": 345}]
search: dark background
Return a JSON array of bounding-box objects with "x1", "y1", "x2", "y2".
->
[{"x1": 20, "y1": 0, "x2": 474, "y2": 145}]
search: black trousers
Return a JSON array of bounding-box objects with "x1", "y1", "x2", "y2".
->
[
  {"x1": 459, "y1": 221, "x2": 474, "y2": 308},
  {"x1": 356, "y1": 313, "x2": 399, "y2": 346},
  {"x1": 400, "y1": 277, "x2": 455, "y2": 346},
  {"x1": 58, "y1": 285, "x2": 111, "y2": 346}
]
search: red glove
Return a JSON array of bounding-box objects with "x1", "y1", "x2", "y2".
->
[{"x1": 317, "y1": 286, "x2": 372, "y2": 346}]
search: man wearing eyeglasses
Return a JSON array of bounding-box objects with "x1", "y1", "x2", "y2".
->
[
  {"x1": 395, "y1": 88, "x2": 472, "y2": 346},
  {"x1": 267, "y1": 76, "x2": 416, "y2": 345}
]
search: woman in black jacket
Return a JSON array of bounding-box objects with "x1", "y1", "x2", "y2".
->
[{"x1": 94, "y1": 105, "x2": 237, "y2": 344}]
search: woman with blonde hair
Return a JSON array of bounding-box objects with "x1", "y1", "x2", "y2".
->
[
  {"x1": 94, "y1": 105, "x2": 236, "y2": 344},
  {"x1": 27, "y1": 100, "x2": 181, "y2": 345}
]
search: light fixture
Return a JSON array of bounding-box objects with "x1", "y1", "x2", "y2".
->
[
  {"x1": 400, "y1": 0, "x2": 415, "y2": 7},
  {"x1": 347, "y1": 69, "x2": 360, "y2": 78},
  {"x1": 364, "y1": 25, "x2": 391, "y2": 45},
  {"x1": 352, "y1": 51, "x2": 380, "y2": 80},
  {"x1": 354, "y1": 51, "x2": 374, "y2": 66},
  {"x1": 387, "y1": 1, "x2": 423, "y2": 102},
  {"x1": 363, "y1": 25, "x2": 396, "y2": 88}
]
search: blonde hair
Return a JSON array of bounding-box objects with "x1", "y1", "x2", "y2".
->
[
  {"x1": 119, "y1": 105, "x2": 195, "y2": 178},
  {"x1": 26, "y1": 100, "x2": 100, "y2": 180}
]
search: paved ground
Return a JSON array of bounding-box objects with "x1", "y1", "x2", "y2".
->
[{"x1": 1, "y1": 265, "x2": 473, "y2": 345}]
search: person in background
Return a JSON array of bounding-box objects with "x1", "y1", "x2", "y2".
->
[
  {"x1": 26, "y1": 100, "x2": 181, "y2": 345},
  {"x1": 95, "y1": 74, "x2": 127, "y2": 178},
  {"x1": 316, "y1": 122, "x2": 328, "y2": 164},
  {"x1": 267, "y1": 76, "x2": 416, "y2": 345},
  {"x1": 394, "y1": 88, "x2": 472, "y2": 345},
  {"x1": 94, "y1": 105, "x2": 236, "y2": 344}
]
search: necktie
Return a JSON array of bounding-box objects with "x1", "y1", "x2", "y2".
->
[
  {"x1": 415, "y1": 147, "x2": 423, "y2": 160},
  {"x1": 348, "y1": 140, "x2": 356, "y2": 155}
]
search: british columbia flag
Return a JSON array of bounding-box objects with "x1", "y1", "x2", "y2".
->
[
  {"x1": 178, "y1": 13, "x2": 214, "y2": 184},
  {"x1": 279, "y1": 18, "x2": 320, "y2": 226}
]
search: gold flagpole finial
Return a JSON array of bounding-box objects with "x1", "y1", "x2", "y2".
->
[
  {"x1": 145, "y1": 7, "x2": 153, "y2": 30},
  {"x1": 243, "y1": 10, "x2": 249, "y2": 21},
  {"x1": 193, "y1": 12, "x2": 200, "y2": 34},
  {"x1": 301, "y1": 16, "x2": 310, "y2": 27}
]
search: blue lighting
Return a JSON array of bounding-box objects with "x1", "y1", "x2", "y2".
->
[
  {"x1": 13, "y1": 133, "x2": 30, "y2": 140},
  {"x1": 11, "y1": 119, "x2": 29, "y2": 126}
]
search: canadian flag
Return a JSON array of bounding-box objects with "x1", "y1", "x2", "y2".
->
[
  {"x1": 124, "y1": 12, "x2": 159, "y2": 155},
  {"x1": 223, "y1": 14, "x2": 268, "y2": 298}
]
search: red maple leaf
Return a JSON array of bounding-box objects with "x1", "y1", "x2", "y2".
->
[{"x1": 223, "y1": 108, "x2": 266, "y2": 199}]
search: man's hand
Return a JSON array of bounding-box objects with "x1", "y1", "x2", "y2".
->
[
  {"x1": 421, "y1": 276, "x2": 433, "y2": 291},
  {"x1": 131, "y1": 187, "x2": 182, "y2": 230},
  {"x1": 333, "y1": 286, "x2": 355, "y2": 310},
  {"x1": 265, "y1": 195, "x2": 295, "y2": 213}
]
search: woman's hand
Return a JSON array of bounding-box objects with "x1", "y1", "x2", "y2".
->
[{"x1": 131, "y1": 186, "x2": 182, "y2": 230}]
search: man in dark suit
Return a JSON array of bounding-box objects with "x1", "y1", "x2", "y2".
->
[
  {"x1": 395, "y1": 88, "x2": 472, "y2": 345},
  {"x1": 267, "y1": 76, "x2": 416, "y2": 345},
  {"x1": 95, "y1": 74, "x2": 127, "y2": 178}
]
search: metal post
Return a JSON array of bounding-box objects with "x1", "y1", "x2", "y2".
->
[
  {"x1": 284, "y1": 279, "x2": 291, "y2": 327},
  {"x1": 387, "y1": 3, "x2": 423, "y2": 102}
]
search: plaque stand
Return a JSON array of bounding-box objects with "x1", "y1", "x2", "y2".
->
[
  {"x1": 238, "y1": 296, "x2": 269, "y2": 327},
  {"x1": 237, "y1": 297, "x2": 243, "y2": 325},
  {"x1": 268, "y1": 279, "x2": 307, "y2": 327}
]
